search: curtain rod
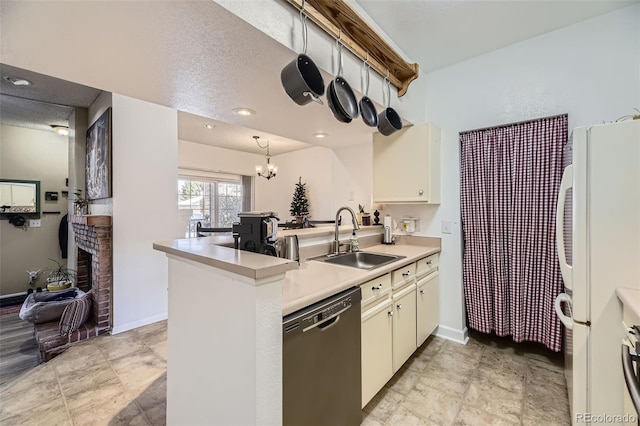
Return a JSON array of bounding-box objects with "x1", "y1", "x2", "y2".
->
[{"x1": 460, "y1": 113, "x2": 568, "y2": 135}]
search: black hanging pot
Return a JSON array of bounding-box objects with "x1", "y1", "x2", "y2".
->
[
  {"x1": 280, "y1": 11, "x2": 324, "y2": 106},
  {"x1": 359, "y1": 61, "x2": 378, "y2": 127},
  {"x1": 377, "y1": 107, "x2": 402, "y2": 136},
  {"x1": 281, "y1": 53, "x2": 325, "y2": 105},
  {"x1": 327, "y1": 40, "x2": 359, "y2": 122},
  {"x1": 377, "y1": 75, "x2": 403, "y2": 136}
]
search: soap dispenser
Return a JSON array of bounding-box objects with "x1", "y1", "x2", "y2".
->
[{"x1": 350, "y1": 232, "x2": 360, "y2": 252}]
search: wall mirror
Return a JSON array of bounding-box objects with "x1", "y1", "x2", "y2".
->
[{"x1": 0, "y1": 179, "x2": 41, "y2": 219}]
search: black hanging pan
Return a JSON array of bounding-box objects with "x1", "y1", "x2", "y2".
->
[
  {"x1": 327, "y1": 39, "x2": 359, "y2": 122},
  {"x1": 359, "y1": 60, "x2": 378, "y2": 127},
  {"x1": 281, "y1": 8, "x2": 324, "y2": 105},
  {"x1": 327, "y1": 80, "x2": 351, "y2": 123}
]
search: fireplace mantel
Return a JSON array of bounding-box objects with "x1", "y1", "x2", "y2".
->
[{"x1": 69, "y1": 214, "x2": 112, "y2": 227}]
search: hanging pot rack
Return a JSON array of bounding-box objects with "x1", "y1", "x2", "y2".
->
[{"x1": 284, "y1": 0, "x2": 419, "y2": 97}]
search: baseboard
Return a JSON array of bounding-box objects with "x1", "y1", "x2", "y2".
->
[
  {"x1": 435, "y1": 324, "x2": 469, "y2": 345},
  {"x1": 111, "y1": 312, "x2": 168, "y2": 335}
]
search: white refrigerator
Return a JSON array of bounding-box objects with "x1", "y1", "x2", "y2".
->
[{"x1": 554, "y1": 120, "x2": 640, "y2": 424}]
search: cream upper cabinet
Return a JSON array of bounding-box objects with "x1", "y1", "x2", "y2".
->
[{"x1": 373, "y1": 123, "x2": 441, "y2": 204}]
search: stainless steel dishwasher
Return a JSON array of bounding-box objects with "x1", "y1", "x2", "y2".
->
[{"x1": 283, "y1": 286, "x2": 362, "y2": 426}]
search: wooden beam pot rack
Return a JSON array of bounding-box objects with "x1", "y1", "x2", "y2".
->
[{"x1": 284, "y1": 0, "x2": 419, "y2": 97}]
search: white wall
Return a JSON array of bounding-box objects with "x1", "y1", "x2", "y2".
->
[
  {"x1": 0, "y1": 125, "x2": 69, "y2": 295},
  {"x1": 384, "y1": 4, "x2": 640, "y2": 343},
  {"x1": 255, "y1": 146, "x2": 334, "y2": 221},
  {"x1": 111, "y1": 94, "x2": 179, "y2": 333},
  {"x1": 66, "y1": 108, "x2": 89, "y2": 278},
  {"x1": 331, "y1": 142, "x2": 374, "y2": 214},
  {"x1": 178, "y1": 140, "x2": 265, "y2": 177},
  {"x1": 178, "y1": 141, "x2": 372, "y2": 223}
]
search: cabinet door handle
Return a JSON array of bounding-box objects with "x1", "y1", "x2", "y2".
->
[
  {"x1": 371, "y1": 283, "x2": 383, "y2": 291},
  {"x1": 426, "y1": 260, "x2": 432, "y2": 265},
  {"x1": 418, "y1": 190, "x2": 424, "y2": 196},
  {"x1": 388, "y1": 311, "x2": 393, "y2": 317},
  {"x1": 420, "y1": 290, "x2": 425, "y2": 295},
  {"x1": 402, "y1": 271, "x2": 411, "y2": 277},
  {"x1": 396, "y1": 304, "x2": 402, "y2": 310}
]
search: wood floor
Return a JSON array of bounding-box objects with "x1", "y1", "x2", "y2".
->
[{"x1": 0, "y1": 312, "x2": 41, "y2": 386}]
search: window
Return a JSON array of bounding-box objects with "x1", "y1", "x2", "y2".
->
[{"x1": 178, "y1": 172, "x2": 251, "y2": 237}]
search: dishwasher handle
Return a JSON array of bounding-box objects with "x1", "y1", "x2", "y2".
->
[
  {"x1": 303, "y1": 305, "x2": 350, "y2": 333},
  {"x1": 622, "y1": 344, "x2": 640, "y2": 414}
]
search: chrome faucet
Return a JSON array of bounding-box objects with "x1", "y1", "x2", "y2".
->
[{"x1": 333, "y1": 207, "x2": 360, "y2": 255}]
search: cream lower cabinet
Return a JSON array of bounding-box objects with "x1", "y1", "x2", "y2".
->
[
  {"x1": 417, "y1": 270, "x2": 439, "y2": 346},
  {"x1": 392, "y1": 283, "x2": 417, "y2": 372},
  {"x1": 360, "y1": 256, "x2": 438, "y2": 407},
  {"x1": 361, "y1": 299, "x2": 393, "y2": 408}
]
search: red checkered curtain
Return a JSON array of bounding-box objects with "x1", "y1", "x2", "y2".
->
[{"x1": 460, "y1": 114, "x2": 567, "y2": 351}]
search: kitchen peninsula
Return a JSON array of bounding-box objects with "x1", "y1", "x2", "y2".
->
[{"x1": 153, "y1": 226, "x2": 440, "y2": 425}]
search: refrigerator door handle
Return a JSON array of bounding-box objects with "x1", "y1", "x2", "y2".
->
[
  {"x1": 556, "y1": 164, "x2": 573, "y2": 290},
  {"x1": 554, "y1": 292, "x2": 573, "y2": 330}
]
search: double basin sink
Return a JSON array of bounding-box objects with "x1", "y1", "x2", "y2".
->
[{"x1": 310, "y1": 251, "x2": 405, "y2": 270}]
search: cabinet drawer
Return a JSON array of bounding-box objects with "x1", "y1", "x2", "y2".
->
[
  {"x1": 392, "y1": 263, "x2": 416, "y2": 289},
  {"x1": 360, "y1": 273, "x2": 391, "y2": 307},
  {"x1": 416, "y1": 254, "x2": 438, "y2": 278}
]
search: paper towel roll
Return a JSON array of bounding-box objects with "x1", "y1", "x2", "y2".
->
[
  {"x1": 384, "y1": 214, "x2": 392, "y2": 229},
  {"x1": 383, "y1": 214, "x2": 393, "y2": 243}
]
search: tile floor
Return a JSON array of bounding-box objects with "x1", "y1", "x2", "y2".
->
[
  {"x1": 0, "y1": 320, "x2": 569, "y2": 425},
  {"x1": 362, "y1": 332, "x2": 570, "y2": 425}
]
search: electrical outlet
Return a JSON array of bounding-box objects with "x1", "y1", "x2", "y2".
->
[
  {"x1": 441, "y1": 220, "x2": 452, "y2": 234},
  {"x1": 29, "y1": 219, "x2": 42, "y2": 228}
]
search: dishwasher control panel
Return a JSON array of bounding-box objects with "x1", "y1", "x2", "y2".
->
[
  {"x1": 283, "y1": 287, "x2": 361, "y2": 337},
  {"x1": 300, "y1": 296, "x2": 353, "y2": 328}
]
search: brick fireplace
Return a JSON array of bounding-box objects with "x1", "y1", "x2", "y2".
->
[{"x1": 70, "y1": 214, "x2": 112, "y2": 333}]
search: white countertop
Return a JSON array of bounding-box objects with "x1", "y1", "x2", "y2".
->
[
  {"x1": 616, "y1": 287, "x2": 640, "y2": 323},
  {"x1": 153, "y1": 237, "x2": 298, "y2": 280},
  {"x1": 154, "y1": 232, "x2": 440, "y2": 316},
  {"x1": 282, "y1": 244, "x2": 440, "y2": 316}
]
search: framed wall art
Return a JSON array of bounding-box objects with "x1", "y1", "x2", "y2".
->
[{"x1": 86, "y1": 108, "x2": 112, "y2": 200}]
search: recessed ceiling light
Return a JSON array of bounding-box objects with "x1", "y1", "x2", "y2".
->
[
  {"x1": 312, "y1": 132, "x2": 328, "y2": 139},
  {"x1": 204, "y1": 123, "x2": 215, "y2": 130},
  {"x1": 51, "y1": 125, "x2": 69, "y2": 136},
  {"x1": 3, "y1": 76, "x2": 32, "y2": 86},
  {"x1": 232, "y1": 107, "x2": 255, "y2": 116}
]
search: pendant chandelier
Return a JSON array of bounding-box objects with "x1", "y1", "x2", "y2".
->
[{"x1": 254, "y1": 136, "x2": 277, "y2": 180}]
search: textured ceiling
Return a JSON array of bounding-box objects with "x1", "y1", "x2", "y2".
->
[
  {"x1": 0, "y1": 64, "x2": 100, "y2": 133},
  {"x1": 1, "y1": 1, "x2": 636, "y2": 154},
  {"x1": 354, "y1": 0, "x2": 638, "y2": 73}
]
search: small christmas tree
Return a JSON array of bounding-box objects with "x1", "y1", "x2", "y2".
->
[{"x1": 290, "y1": 177, "x2": 310, "y2": 220}]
